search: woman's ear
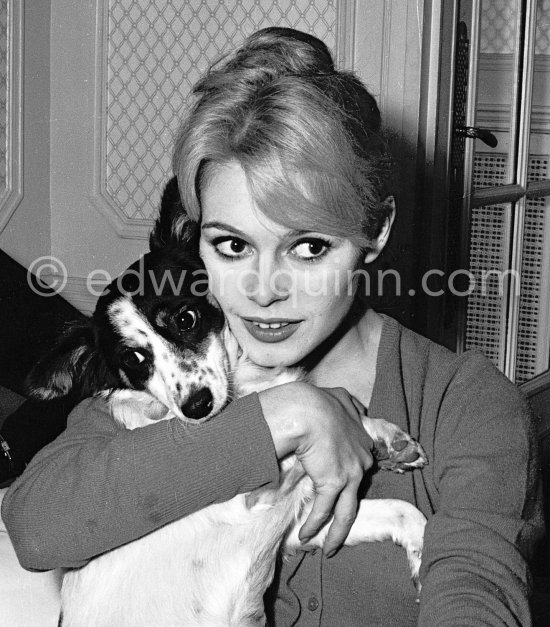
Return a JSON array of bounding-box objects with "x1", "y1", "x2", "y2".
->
[{"x1": 364, "y1": 195, "x2": 396, "y2": 264}]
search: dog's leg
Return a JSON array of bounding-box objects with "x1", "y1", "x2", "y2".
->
[
  {"x1": 344, "y1": 498, "x2": 425, "y2": 588},
  {"x1": 363, "y1": 417, "x2": 427, "y2": 473},
  {"x1": 285, "y1": 498, "x2": 426, "y2": 589}
]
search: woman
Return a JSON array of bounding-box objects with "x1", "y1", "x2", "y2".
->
[{"x1": 2, "y1": 27, "x2": 542, "y2": 626}]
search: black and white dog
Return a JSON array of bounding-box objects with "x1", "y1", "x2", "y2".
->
[{"x1": 27, "y1": 179, "x2": 427, "y2": 626}]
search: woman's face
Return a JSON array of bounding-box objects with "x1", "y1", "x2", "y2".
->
[{"x1": 199, "y1": 161, "x2": 363, "y2": 367}]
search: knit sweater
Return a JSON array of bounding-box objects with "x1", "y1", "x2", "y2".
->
[
  {"x1": 267, "y1": 316, "x2": 543, "y2": 626},
  {"x1": 1, "y1": 316, "x2": 543, "y2": 626}
]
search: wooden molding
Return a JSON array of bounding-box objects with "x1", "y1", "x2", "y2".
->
[
  {"x1": 379, "y1": 0, "x2": 393, "y2": 122},
  {"x1": 0, "y1": 0, "x2": 23, "y2": 234},
  {"x1": 520, "y1": 369, "x2": 550, "y2": 399},
  {"x1": 479, "y1": 53, "x2": 550, "y2": 73},
  {"x1": 476, "y1": 104, "x2": 550, "y2": 134},
  {"x1": 335, "y1": 0, "x2": 356, "y2": 70},
  {"x1": 39, "y1": 272, "x2": 106, "y2": 315}
]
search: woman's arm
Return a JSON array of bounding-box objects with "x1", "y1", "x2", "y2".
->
[
  {"x1": 418, "y1": 353, "x2": 544, "y2": 626},
  {"x1": 2, "y1": 383, "x2": 372, "y2": 572},
  {"x1": 1, "y1": 393, "x2": 279, "y2": 571}
]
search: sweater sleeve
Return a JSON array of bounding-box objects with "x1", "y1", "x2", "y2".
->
[
  {"x1": 418, "y1": 352, "x2": 544, "y2": 627},
  {"x1": 1, "y1": 394, "x2": 280, "y2": 571}
]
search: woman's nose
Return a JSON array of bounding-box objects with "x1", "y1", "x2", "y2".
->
[{"x1": 243, "y1": 257, "x2": 291, "y2": 307}]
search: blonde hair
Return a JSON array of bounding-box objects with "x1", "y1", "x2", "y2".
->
[{"x1": 172, "y1": 28, "x2": 392, "y2": 249}]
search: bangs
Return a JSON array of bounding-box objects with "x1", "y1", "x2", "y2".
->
[
  {"x1": 174, "y1": 73, "x2": 391, "y2": 249},
  {"x1": 242, "y1": 153, "x2": 379, "y2": 249}
]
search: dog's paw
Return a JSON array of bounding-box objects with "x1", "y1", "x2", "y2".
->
[
  {"x1": 391, "y1": 501, "x2": 425, "y2": 591},
  {"x1": 401, "y1": 516, "x2": 424, "y2": 594},
  {"x1": 362, "y1": 418, "x2": 428, "y2": 473}
]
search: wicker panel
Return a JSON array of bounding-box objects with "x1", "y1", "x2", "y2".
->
[
  {"x1": 516, "y1": 192, "x2": 550, "y2": 382},
  {"x1": 515, "y1": 154, "x2": 550, "y2": 382},
  {"x1": 0, "y1": 1, "x2": 7, "y2": 196},
  {"x1": 472, "y1": 152, "x2": 507, "y2": 190},
  {"x1": 467, "y1": 153, "x2": 550, "y2": 382},
  {"x1": 467, "y1": 153, "x2": 508, "y2": 368},
  {"x1": 104, "y1": 0, "x2": 338, "y2": 222},
  {"x1": 465, "y1": 201, "x2": 508, "y2": 367}
]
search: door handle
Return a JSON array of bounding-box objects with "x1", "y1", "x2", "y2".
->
[{"x1": 455, "y1": 126, "x2": 498, "y2": 148}]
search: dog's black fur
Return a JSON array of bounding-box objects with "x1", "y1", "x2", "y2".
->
[{"x1": 26, "y1": 178, "x2": 215, "y2": 412}]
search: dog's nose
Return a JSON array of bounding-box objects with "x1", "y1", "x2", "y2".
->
[{"x1": 181, "y1": 387, "x2": 214, "y2": 420}]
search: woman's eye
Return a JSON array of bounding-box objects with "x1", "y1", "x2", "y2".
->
[
  {"x1": 213, "y1": 237, "x2": 251, "y2": 259},
  {"x1": 177, "y1": 309, "x2": 199, "y2": 331},
  {"x1": 291, "y1": 239, "x2": 332, "y2": 261}
]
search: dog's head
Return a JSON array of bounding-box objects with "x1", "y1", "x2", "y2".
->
[
  {"x1": 27, "y1": 180, "x2": 231, "y2": 423},
  {"x1": 27, "y1": 248, "x2": 229, "y2": 422}
]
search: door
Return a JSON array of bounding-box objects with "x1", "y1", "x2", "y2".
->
[{"x1": 422, "y1": 0, "x2": 550, "y2": 386}]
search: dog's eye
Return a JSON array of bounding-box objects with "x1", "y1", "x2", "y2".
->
[
  {"x1": 177, "y1": 309, "x2": 199, "y2": 331},
  {"x1": 120, "y1": 350, "x2": 147, "y2": 369}
]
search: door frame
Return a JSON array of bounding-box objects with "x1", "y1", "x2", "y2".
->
[
  {"x1": 415, "y1": 0, "x2": 457, "y2": 348},
  {"x1": 418, "y1": 0, "x2": 550, "y2": 389}
]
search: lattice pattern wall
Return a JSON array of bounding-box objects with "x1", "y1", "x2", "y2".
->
[
  {"x1": 0, "y1": 1, "x2": 8, "y2": 196},
  {"x1": 480, "y1": 0, "x2": 550, "y2": 55},
  {"x1": 466, "y1": 153, "x2": 550, "y2": 382},
  {"x1": 104, "y1": 0, "x2": 338, "y2": 222}
]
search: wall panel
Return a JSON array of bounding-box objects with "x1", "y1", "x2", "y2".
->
[{"x1": 0, "y1": 0, "x2": 22, "y2": 234}]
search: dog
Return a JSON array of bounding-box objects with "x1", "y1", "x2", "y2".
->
[{"x1": 26, "y1": 179, "x2": 427, "y2": 626}]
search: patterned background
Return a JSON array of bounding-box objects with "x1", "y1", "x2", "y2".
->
[
  {"x1": 481, "y1": 0, "x2": 550, "y2": 54},
  {"x1": 104, "y1": 0, "x2": 338, "y2": 222}
]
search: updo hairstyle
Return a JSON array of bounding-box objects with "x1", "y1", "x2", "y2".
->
[{"x1": 172, "y1": 27, "x2": 392, "y2": 250}]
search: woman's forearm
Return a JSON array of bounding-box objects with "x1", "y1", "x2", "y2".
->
[
  {"x1": 3, "y1": 381, "x2": 373, "y2": 571},
  {"x1": 1, "y1": 394, "x2": 279, "y2": 571}
]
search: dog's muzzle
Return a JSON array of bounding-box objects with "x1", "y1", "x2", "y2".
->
[{"x1": 181, "y1": 386, "x2": 214, "y2": 420}]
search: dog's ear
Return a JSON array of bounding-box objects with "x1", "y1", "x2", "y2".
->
[
  {"x1": 149, "y1": 176, "x2": 199, "y2": 254},
  {"x1": 25, "y1": 320, "x2": 98, "y2": 401}
]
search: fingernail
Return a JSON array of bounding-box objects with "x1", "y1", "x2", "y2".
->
[
  {"x1": 300, "y1": 535, "x2": 312, "y2": 544},
  {"x1": 325, "y1": 549, "x2": 336, "y2": 558}
]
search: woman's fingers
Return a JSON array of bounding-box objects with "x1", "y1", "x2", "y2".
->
[
  {"x1": 322, "y1": 487, "x2": 360, "y2": 556},
  {"x1": 299, "y1": 485, "x2": 361, "y2": 556},
  {"x1": 259, "y1": 383, "x2": 374, "y2": 551},
  {"x1": 296, "y1": 388, "x2": 373, "y2": 550},
  {"x1": 298, "y1": 492, "x2": 337, "y2": 543}
]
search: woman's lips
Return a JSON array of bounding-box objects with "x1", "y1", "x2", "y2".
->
[{"x1": 242, "y1": 318, "x2": 301, "y2": 343}]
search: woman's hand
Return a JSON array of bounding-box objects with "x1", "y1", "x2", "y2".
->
[{"x1": 258, "y1": 382, "x2": 374, "y2": 556}]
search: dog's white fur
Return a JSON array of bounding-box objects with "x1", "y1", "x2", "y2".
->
[
  {"x1": 107, "y1": 298, "x2": 231, "y2": 422},
  {"x1": 60, "y1": 345, "x2": 426, "y2": 627}
]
